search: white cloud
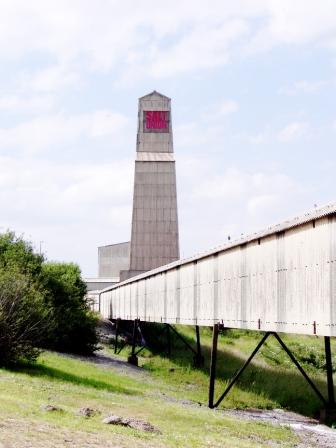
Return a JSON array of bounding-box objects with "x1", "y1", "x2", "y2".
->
[
  {"x1": 192, "y1": 168, "x2": 298, "y2": 203},
  {"x1": 247, "y1": 194, "x2": 277, "y2": 215},
  {"x1": 219, "y1": 100, "x2": 239, "y2": 115},
  {"x1": 0, "y1": 0, "x2": 335, "y2": 85},
  {"x1": 175, "y1": 121, "x2": 225, "y2": 149},
  {"x1": 0, "y1": 0, "x2": 334, "y2": 275},
  {"x1": 149, "y1": 20, "x2": 249, "y2": 77},
  {"x1": 0, "y1": 155, "x2": 133, "y2": 274},
  {"x1": 0, "y1": 94, "x2": 55, "y2": 113},
  {"x1": 280, "y1": 80, "x2": 329, "y2": 95},
  {"x1": 193, "y1": 169, "x2": 248, "y2": 200},
  {"x1": 0, "y1": 110, "x2": 129, "y2": 153},
  {"x1": 21, "y1": 64, "x2": 80, "y2": 93},
  {"x1": 177, "y1": 158, "x2": 307, "y2": 257},
  {"x1": 277, "y1": 121, "x2": 308, "y2": 142},
  {"x1": 247, "y1": 131, "x2": 269, "y2": 145},
  {"x1": 247, "y1": 0, "x2": 336, "y2": 53}
]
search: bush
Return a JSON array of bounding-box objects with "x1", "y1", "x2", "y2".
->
[
  {"x1": 0, "y1": 232, "x2": 50, "y2": 365},
  {"x1": 41, "y1": 262, "x2": 99, "y2": 355},
  {"x1": 0, "y1": 270, "x2": 50, "y2": 365},
  {"x1": 0, "y1": 232, "x2": 98, "y2": 363},
  {"x1": 0, "y1": 231, "x2": 43, "y2": 278}
]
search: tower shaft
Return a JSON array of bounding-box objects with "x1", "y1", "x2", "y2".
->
[{"x1": 121, "y1": 91, "x2": 179, "y2": 280}]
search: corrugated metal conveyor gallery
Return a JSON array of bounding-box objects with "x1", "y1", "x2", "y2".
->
[{"x1": 100, "y1": 203, "x2": 336, "y2": 337}]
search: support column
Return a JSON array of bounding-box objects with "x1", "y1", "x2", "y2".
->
[
  {"x1": 320, "y1": 336, "x2": 336, "y2": 423},
  {"x1": 114, "y1": 319, "x2": 120, "y2": 354},
  {"x1": 128, "y1": 319, "x2": 139, "y2": 366},
  {"x1": 324, "y1": 336, "x2": 335, "y2": 406},
  {"x1": 194, "y1": 325, "x2": 204, "y2": 367},
  {"x1": 166, "y1": 324, "x2": 171, "y2": 356},
  {"x1": 208, "y1": 323, "x2": 219, "y2": 408}
]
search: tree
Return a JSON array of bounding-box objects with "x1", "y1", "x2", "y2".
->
[
  {"x1": 41, "y1": 262, "x2": 98, "y2": 355},
  {"x1": 0, "y1": 232, "x2": 50, "y2": 365},
  {"x1": 0, "y1": 231, "x2": 43, "y2": 278},
  {"x1": 0, "y1": 232, "x2": 98, "y2": 363}
]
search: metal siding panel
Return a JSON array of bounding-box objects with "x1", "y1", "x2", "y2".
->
[
  {"x1": 138, "y1": 281, "x2": 146, "y2": 320},
  {"x1": 198, "y1": 257, "x2": 214, "y2": 325},
  {"x1": 155, "y1": 273, "x2": 166, "y2": 322},
  {"x1": 179, "y1": 263, "x2": 194, "y2": 324},
  {"x1": 166, "y1": 269, "x2": 177, "y2": 323},
  {"x1": 98, "y1": 211, "x2": 336, "y2": 336}
]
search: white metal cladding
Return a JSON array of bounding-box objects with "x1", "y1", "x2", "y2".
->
[{"x1": 99, "y1": 204, "x2": 336, "y2": 336}]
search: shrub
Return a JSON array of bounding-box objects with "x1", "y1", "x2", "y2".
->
[
  {"x1": 0, "y1": 270, "x2": 50, "y2": 365},
  {"x1": 0, "y1": 231, "x2": 43, "y2": 278},
  {"x1": 0, "y1": 232, "x2": 51, "y2": 365},
  {"x1": 0, "y1": 232, "x2": 98, "y2": 362},
  {"x1": 41, "y1": 262, "x2": 99, "y2": 355}
]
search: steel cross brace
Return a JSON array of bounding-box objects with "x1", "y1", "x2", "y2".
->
[
  {"x1": 128, "y1": 321, "x2": 173, "y2": 364},
  {"x1": 114, "y1": 318, "x2": 128, "y2": 354},
  {"x1": 131, "y1": 323, "x2": 204, "y2": 362},
  {"x1": 114, "y1": 319, "x2": 143, "y2": 356},
  {"x1": 133, "y1": 322, "x2": 168, "y2": 357},
  {"x1": 208, "y1": 324, "x2": 329, "y2": 409},
  {"x1": 166, "y1": 324, "x2": 204, "y2": 367}
]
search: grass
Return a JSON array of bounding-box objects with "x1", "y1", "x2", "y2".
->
[
  {"x1": 0, "y1": 325, "x2": 334, "y2": 446},
  {"x1": 113, "y1": 324, "x2": 336, "y2": 418},
  {"x1": 0, "y1": 346, "x2": 299, "y2": 447}
]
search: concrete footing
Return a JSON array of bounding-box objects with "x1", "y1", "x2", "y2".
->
[
  {"x1": 320, "y1": 407, "x2": 336, "y2": 424},
  {"x1": 127, "y1": 354, "x2": 138, "y2": 366}
]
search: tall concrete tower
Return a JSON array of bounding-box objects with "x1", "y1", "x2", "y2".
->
[{"x1": 120, "y1": 91, "x2": 179, "y2": 280}]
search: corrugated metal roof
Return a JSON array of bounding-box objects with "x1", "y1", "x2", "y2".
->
[
  {"x1": 98, "y1": 241, "x2": 130, "y2": 249},
  {"x1": 85, "y1": 277, "x2": 120, "y2": 283},
  {"x1": 101, "y1": 202, "x2": 336, "y2": 292}
]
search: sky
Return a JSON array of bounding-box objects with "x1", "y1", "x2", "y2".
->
[{"x1": 0, "y1": 0, "x2": 336, "y2": 276}]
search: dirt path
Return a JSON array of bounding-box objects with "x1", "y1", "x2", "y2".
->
[
  {"x1": 223, "y1": 408, "x2": 336, "y2": 448},
  {"x1": 60, "y1": 349, "x2": 151, "y2": 382}
]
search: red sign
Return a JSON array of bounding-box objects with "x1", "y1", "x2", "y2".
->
[{"x1": 144, "y1": 111, "x2": 169, "y2": 132}]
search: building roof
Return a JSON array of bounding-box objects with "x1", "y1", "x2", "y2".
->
[
  {"x1": 100, "y1": 202, "x2": 336, "y2": 292},
  {"x1": 98, "y1": 241, "x2": 130, "y2": 249},
  {"x1": 139, "y1": 90, "x2": 171, "y2": 101}
]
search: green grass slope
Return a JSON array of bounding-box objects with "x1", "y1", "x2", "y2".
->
[
  {"x1": 134, "y1": 326, "x2": 335, "y2": 417},
  {"x1": 0, "y1": 348, "x2": 298, "y2": 447}
]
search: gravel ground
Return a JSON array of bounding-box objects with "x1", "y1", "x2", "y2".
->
[{"x1": 223, "y1": 408, "x2": 336, "y2": 448}]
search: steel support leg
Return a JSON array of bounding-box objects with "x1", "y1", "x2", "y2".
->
[
  {"x1": 194, "y1": 325, "x2": 204, "y2": 367},
  {"x1": 167, "y1": 324, "x2": 198, "y2": 356},
  {"x1": 166, "y1": 324, "x2": 171, "y2": 356},
  {"x1": 133, "y1": 321, "x2": 150, "y2": 356},
  {"x1": 210, "y1": 331, "x2": 271, "y2": 408},
  {"x1": 127, "y1": 319, "x2": 139, "y2": 366},
  {"x1": 324, "y1": 336, "x2": 335, "y2": 406},
  {"x1": 209, "y1": 330, "x2": 329, "y2": 410},
  {"x1": 209, "y1": 323, "x2": 219, "y2": 408},
  {"x1": 114, "y1": 318, "x2": 120, "y2": 354},
  {"x1": 320, "y1": 336, "x2": 336, "y2": 423}
]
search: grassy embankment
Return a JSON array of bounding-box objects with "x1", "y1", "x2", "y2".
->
[
  {"x1": 135, "y1": 325, "x2": 336, "y2": 417},
  {"x1": 0, "y1": 325, "x2": 334, "y2": 447},
  {"x1": 0, "y1": 332, "x2": 300, "y2": 448}
]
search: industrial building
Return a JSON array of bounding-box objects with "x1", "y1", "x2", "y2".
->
[
  {"x1": 85, "y1": 90, "x2": 179, "y2": 292},
  {"x1": 87, "y1": 92, "x2": 336, "y2": 416},
  {"x1": 99, "y1": 202, "x2": 336, "y2": 413},
  {"x1": 100, "y1": 203, "x2": 336, "y2": 337}
]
